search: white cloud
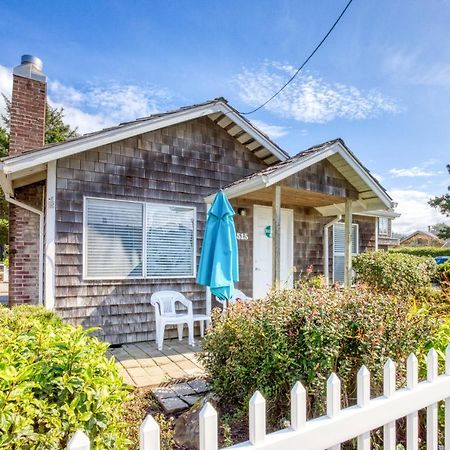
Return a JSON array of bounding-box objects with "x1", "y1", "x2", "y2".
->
[
  {"x1": 235, "y1": 61, "x2": 399, "y2": 123},
  {"x1": 48, "y1": 80, "x2": 172, "y2": 134},
  {"x1": 389, "y1": 166, "x2": 436, "y2": 177},
  {"x1": 389, "y1": 188, "x2": 450, "y2": 235},
  {"x1": 385, "y1": 49, "x2": 450, "y2": 89},
  {"x1": 0, "y1": 65, "x2": 13, "y2": 120},
  {"x1": 250, "y1": 119, "x2": 288, "y2": 138},
  {"x1": 0, "y1": 64, "x2": 173, "y2": 134}
]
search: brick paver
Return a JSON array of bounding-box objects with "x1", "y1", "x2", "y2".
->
[{"x1": 109, "y1": 338, "x2": 205, "y2": 387}]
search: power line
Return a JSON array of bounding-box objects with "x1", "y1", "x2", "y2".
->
[{"x1": 241, "y1": 0, "x2": 355, "y2": 116}]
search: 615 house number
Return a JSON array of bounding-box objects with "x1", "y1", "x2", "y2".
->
[{"x1": 236, "y1": 232, "x2": 249, "y2": 240}]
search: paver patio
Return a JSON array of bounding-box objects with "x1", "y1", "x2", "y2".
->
[{"x1": 109, "y1": 338, "x2": 205, "y2": 387}]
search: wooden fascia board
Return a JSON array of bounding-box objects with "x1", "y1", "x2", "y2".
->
[
  {"x1": 315, "y1": 199, "x2": 388, "y2": 217},
  {"x1": 3, "y1": 103, "x2": 224, "y2": 174},
  {"x1": 2, "y1": 101, "x2": 288, "y2": 175},
  {"x1": 334, "y1": 143, "x2": 393, "y2": 209},
  {"x1": 264, "y1": 144, "x2": 340, "y2": 187},
  {"x1": 204, "y1": 177, "x2": 266, "y2": 203},
  {"x1": 0, "y1": 163, "x2": 13, "y2": 196}
]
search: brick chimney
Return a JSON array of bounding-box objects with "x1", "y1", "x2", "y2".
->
[
  {"x1": 9, "y1": 55, "x2": 46, "y2": 156},
  {"x1": 8, "y1": 55, "x2": 47, "y2": 307}
]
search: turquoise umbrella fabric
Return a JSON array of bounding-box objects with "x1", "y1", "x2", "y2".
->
[{"x1": 197, "y1": 191, "x2": 239, "y2": 302}]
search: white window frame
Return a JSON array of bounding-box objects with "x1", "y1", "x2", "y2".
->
[
  {"x1": 83, "y1": 196, "x2": 197, "y2": 281},
  {"x1": 332, "y1": 223, "x2": 359, "y2": 284}
]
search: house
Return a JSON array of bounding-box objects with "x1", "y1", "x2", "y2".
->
[
  {"x1": 0, "y1": 55, "x2": 397, "y2": 344},
  {"x1": 374, "y1": 211, "x2": 400, "y2": 250},
  {"x1": 399, "y1": 230, "x2": 444, "y2": 247}
]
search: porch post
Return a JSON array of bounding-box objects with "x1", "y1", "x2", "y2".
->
[
  {"x1": 272, "y1": 184, "x2": 281, "y2": 290},
  {"x1": 344, "y1": 199, "x2": 353, "y2": 288}
]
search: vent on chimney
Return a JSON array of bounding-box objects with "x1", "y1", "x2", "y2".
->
[{"x1": 13, "y1": 54, "x2": 46, "y2": 82}]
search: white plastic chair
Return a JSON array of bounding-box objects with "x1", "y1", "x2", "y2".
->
[
  {"x1": 222, "y1": 289, "x2": 252, "y2": 312},
  {"x1": 232, "y1": 289, "x2": 252, "y2": 302},
  {"x1": 151, "y1": 291, "x2": 195, "y2": 350}
]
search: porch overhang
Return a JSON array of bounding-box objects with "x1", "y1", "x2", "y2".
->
[{"x1": 204, "y1": 139, "x2": 395, "y2": 216}]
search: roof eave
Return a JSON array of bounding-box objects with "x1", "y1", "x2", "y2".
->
[{"x1": 2, "y1": 100, "x2": 289, "y2": 176}]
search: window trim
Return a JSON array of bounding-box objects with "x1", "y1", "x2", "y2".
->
[{"x1": 82, "y1": 196, "x2": 197, "y2": 281}]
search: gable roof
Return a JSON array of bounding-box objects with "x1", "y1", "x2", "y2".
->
[
  {"x1": 0, "y1": 98, "x2": 289, "y2": 178},
  {"x1": 400, "y1": 230, "x2": 444, "y2": 245},
  {"x1": 205, "y1": 138, "x2": 394, "y2": 213}
]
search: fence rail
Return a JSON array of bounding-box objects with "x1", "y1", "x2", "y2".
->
[{"x1": 68, "y1": 346, "x2": 450, "y2": 450}]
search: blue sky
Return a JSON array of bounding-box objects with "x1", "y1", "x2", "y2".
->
[{"x1": 1, "y1": 0, "x2": 449, "y2": 234}]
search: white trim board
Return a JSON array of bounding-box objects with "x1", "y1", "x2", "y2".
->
[{"x1": 44, "y1": 160, "x2": 56, "y2": 310}]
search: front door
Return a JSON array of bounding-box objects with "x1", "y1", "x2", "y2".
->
[{"x1": 253, "y1": 205, "x2": 294, "y2": 298}]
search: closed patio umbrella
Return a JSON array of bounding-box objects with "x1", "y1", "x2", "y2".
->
[{"x1": 197, "y1": 191, "x2": 239, "y2": 302}]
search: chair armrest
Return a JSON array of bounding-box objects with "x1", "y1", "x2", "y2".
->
[
  {"x1": 151, "y1": 300, "x2": 161, "y2": 317},
  {"x1": 177, "y1": 295, "x2": 193, "y2": 317}
]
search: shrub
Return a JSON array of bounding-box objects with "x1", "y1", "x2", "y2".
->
[
  {"x1": 352, "y1": 251, "x2": 437, "y2": 297},
  {"x1": 0, "y1": 305, "x2": 130, "y2": 449},
  {"x1": 200, "y1": 286, "x2": 434, "y2": 420},
  {"x1": 437, "y1": 260, "x2": 450, "y2": 290},
  {"x1": 390, "y1": 246, "x2": 450, "y2": 258}
]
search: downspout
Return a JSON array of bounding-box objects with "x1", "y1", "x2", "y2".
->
[
  {"x1": 5, "y1": 193, "x2": 44, "y2": 306},
  {"x1": 323, "y1": 215, "x2": 342, "y2": 286}
]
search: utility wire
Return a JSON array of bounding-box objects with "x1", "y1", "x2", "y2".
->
[{"x1": 241, "y1": 0, "x2": 355, "y2": 115}]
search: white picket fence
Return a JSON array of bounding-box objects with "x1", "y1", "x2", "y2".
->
[{"x1": 68, "y1": 346, "x2": 450, "y2": 450}]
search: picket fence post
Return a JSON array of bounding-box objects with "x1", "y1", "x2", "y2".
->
[
  {"x1": 67, "y1": 431, "x2": 90, "y2": 450},
  {"x1": 357, "y1": 365, "x2": 370, "y2": 450},
  {"x1": 199, "y1": 402, "x2": 218, "y2": 450},
  {"x1": 327, "y1": 373, "x2": 341, "y2": 450},
  {"x1": 140, "y1": 415, "x2": 160, "y2": 450},
  {"x1": 427, "y1": 349, "x2": 438, "y2": 450},
  {"x1": 249, "y1": 391, "x2": 266, "y2": 445},
  {"x1": 406, "y1": 353, "x2": 419, "y2": 450},
  {"x1": 383, "y1": 358, "x2": 396, "y2": 450},
  {"x1": 291, "y1": 381, "x2": 306, "y2": 431}
]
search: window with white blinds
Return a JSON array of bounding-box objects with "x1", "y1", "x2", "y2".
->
[
  {"x1": 379, "y1": 217, "x2": 389, "y2": 236},
  {"x1": 332, "y1": 223, "x2": 359, "y2": 283},
  {"x1": 84, "y1": 198, "x2": 196, "y2": 279},
  {"x1": 146, "y1": 204, "x2": 195, "y2": 277}
]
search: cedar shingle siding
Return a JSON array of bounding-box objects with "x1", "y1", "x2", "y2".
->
[
  {"x1": 54, "y1": 117, "x2": 266, "y2": 344},
  {"x1": 50, "y1": 116, "x2": 376, "y2": 344}
]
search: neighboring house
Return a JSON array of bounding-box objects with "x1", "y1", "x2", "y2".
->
[
  {"x1": 375, "y1": 212, "x2": 400, "y2": 251},
  {"x1": 0, "y1": 55, "x2": 397, "y2": 344},
  {"x1": 399, "y1": 230, "x2": 444, "y2": 247}
]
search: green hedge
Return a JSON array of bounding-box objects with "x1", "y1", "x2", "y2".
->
[
  {"x1": 0, "y1": 305, "x2": 130, "y2": 449},
  {"x1": 353, "y1": 251, "x2": 437, "y2": 296},
  {"x1": 389, "y1": 246, "x2": 450, "y2": 258},
  {"x1": 200, "y1": 286, "x2": 434, "y2": 420}
]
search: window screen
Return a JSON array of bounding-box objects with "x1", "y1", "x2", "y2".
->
[
  {"x1": 333, "y1": 223, "x2": 358, "y2": 283},
  {"x1": 146, "y1": 204, "x2": 195, "y2": 277},
  {"x1": 85, "y1": 198, "x2": 143, "y2": 278}
]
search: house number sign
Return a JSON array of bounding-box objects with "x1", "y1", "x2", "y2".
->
[{"x1": 236, "y1": 232, "x2": 249, "y2": 241}]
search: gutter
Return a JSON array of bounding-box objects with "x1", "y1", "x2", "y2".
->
[
  {"x1": 323, "y1": 215, "x2": 342, "y2": 286},
  {"x1": 5, "y1": 193, "x2": 44, "y2": 306}
]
